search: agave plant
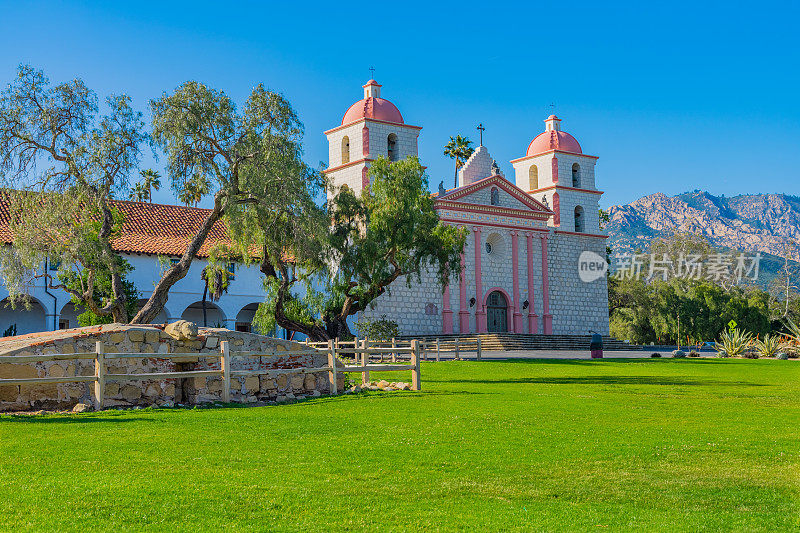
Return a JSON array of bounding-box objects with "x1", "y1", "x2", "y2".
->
[
  {"x1": 780, "y1": 318, "x2": 800, "y2": 358},
  {"x1": 714, "y1": 327, "x2": 753, "y2": 358},
  {"x1": 752, "y1": 334, "x2": 783, "y2": 358}
]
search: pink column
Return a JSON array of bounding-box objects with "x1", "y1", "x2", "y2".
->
[
  {"x1": 473, "y1": 226, "x2": 485, "y2": 333},
  {"x1": 442, "y1": 283, "x2": 453, "y2": 334},
  {"x1": 511, "y1": 231, "x2": 522, "y2": 333},
  {"x1": 540, "y1": 234, "x2": 553, "y2": 334},
  {"x1": 526, "y1": 233, "x2": 538, "y2": 334},
  {"x1": 458, "y1": 251, "x2": 469, "y2": 333}
]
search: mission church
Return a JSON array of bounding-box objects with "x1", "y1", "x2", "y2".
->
[{"x1": 325, "y1": 79, "x2": 610, "y2": 336}]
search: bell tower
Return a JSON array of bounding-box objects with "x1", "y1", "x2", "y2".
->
[
  {"x1": 510, "y1": 115, "x2": 602, "y2": 234},
  {"x1": 323, "y1": 80, "x2": 422, "y2": 199}
]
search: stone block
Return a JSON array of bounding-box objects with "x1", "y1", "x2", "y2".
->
[
  {"x1": 276, "y1": 374, "x2": 288, "y2": 389},
  {"x1": 193, "y1": 377, "x2": 207, "y2": 390},
  {"x1": 105, "y1": 383, "x2": 120, "y2": 397},
  {"x1": 303, "y1": 374, "x2": 316, "y2": 390},
  {"x1": 120, "y1": 385, "x2": 142, "y2": 402},
  {"x1": 290, "y1": 375, "x2": 304, "y2": 390},
  {"x1": 48, "y1": 365, "x2": 66, "y2": 378},
  {"x1": 127, "y1": 330, "x2": 145, "y2": 343},
  {"x1": 244, "y1": 376, "x2": 259, "y2": 392},
  {"x1": 144, "y1": 383, "x2": 160, "y2": 397},
  {"x1": 0, "y1": 363, "x2": 37, "y2": 379},
  {"x1": 145, "y1": 330, "x2": 160, "y2": 344},
  {"x1": 0, "y1": 385, "x2": 19, "y2": 402},
  {"x1": 108, "y1": 332, "x2": 125, "y2": 344},
  {"x1": 206, "y1": 379, "x2": 223, "y2": 394},
  {"x1": 205, "y1": 336, "x2": 219, "y2": 349},
  {"x1": 260, "y1": 377, "x2": 276, "y2": 391},
  {"x1": 164, "y1": 383, "x2": 176, "y2": 397},
  {"x1": 25, "y1": 384, "x2": 59, "y2": 401}
]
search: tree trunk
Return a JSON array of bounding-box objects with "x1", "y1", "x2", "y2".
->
[
  {"x1": 131, "y1": 193, "x2": 225, "y2": 324},
  {"x1": 202, "y1": 281, "x2": 208, "y2": 327}
]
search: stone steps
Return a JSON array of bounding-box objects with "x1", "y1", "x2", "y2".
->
[{"x1": 400, "y1": 333, "x2": 641, "y2": 351}]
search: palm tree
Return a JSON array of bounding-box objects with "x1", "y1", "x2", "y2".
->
[
  {"x1": 443, "y1": 135, "x2": 474, "y2": 189},
  {"x1": 140, "y1": 169, "x2": 161, "y2": 203},
  {"x1": 178, "y1": 175, "x2": 211, "y2": 207},
  {"x1": 129, "y1": 181, "x2": 148, "y2": 202}
]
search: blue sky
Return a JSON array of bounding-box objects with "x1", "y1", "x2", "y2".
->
[{"x1": 2, "y1": 0, "x2": 799, "y2": 208}]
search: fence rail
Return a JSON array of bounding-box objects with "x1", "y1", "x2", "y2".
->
[
  {"x1": 0, "y1": 339, "x2": 422, "y2": 410},
  {"x1": 305, "y1": 336, "x2": 482, "y2": 362}
]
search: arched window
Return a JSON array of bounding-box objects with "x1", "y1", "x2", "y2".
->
[
  {"x1": 490, "y1": 187, "x2": 499, "y2": 206},
  {"x1": 387, "y1": 133, "x2": 398, "y2": 161},
  {"x1": 572, "y1": 163, "x2": 580, "y2": 188},
  {"x1": 574, "y1": 205, "x2": 585, "y2": 233},
  {"x1": 528, "y1": 165, "x2": 538, "y2": 190},
  {"x1": 341, "y1": 136, "x2": 350, "y2": 164}
]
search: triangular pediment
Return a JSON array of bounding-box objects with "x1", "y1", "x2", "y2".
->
[{"x1": 436, "y1": 175, "x2": 552, "y2": 216}]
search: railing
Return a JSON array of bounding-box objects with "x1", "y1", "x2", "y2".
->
[
  {"x1": 0, "y1": 339, "x2": 422, "y2": 410},
  {"x1": 307, "y1": 337, "x2": 481, "y2": 362}
]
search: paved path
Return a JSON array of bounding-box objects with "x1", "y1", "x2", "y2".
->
[{"x1": 419, "y1": 349, "x2": 712, "y2": 361}]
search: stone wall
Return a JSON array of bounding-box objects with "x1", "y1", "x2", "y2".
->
[{"x1": 0, "y1": 324, "x2": 343, "y2": 412}]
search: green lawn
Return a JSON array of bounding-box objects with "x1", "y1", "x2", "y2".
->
[{"x1": 1, "y1": 358, "x2": 799, "y2": 531}]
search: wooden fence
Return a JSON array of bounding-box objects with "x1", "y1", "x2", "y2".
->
[
  {"x1": 0, "y1": 339, "x2": 421, "y2": 410},
  {"x1": 307, "y1": 337, "x2": 482, "y2": 362}
]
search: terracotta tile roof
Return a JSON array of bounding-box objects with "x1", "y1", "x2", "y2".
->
[{"x1": 0, "y1": 197, "x2": 232, "y2": 258}]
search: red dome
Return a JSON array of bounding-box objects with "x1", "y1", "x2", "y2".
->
[
  {"x1": 342, "y1": 97, "x2": 404, "y2": 126},
  {"x1": 526, "y1": 130, "x2": 582, "y2": 156}
]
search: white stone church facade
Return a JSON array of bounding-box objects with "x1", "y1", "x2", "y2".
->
[{"x1": 325, "y1": 80, "x2": 610, "y2": 336}]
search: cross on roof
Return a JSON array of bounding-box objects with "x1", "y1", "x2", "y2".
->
[
  {"x1": 477, "y1": 123, "x2": 485, "y2": 146},
  {"x1": 369, "y1": 67, "x2": 375, "y2": 78}
]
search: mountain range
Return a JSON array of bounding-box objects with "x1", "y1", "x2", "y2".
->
[{"x1": 606, "y1": 191, "x2": 800, "y2": 287}]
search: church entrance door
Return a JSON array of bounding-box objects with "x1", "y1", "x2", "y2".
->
[{"x1": 486, "y1": 291, "x2": 508, "y2": 333}]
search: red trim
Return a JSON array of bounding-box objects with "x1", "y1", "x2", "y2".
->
[
  {"x1": 436, "y1": 202, "x2": 550, "y2": 220},
  {"x1": 554, "y1": 230, "x2": 608, "y2": 239},
  {"x1": 439, "y1": 218, "x2": 549, "y2": 232},
  {"x1": 324, "y1": 117, "x2": 423, "y2": 135},
  {"x1": 510, "y1": 150, "x2": 599, "y2": 164},
  {"x1": 325, "y1": 158, "x2": 372, "y2": 173},
  {"x1": 436, "y1": 174, "x2": 552, "y2": 214},
  {"x1": 552, "y1": 192, "x2": 560, "y2": 226},
  {"x1": 528, "y1": 185, "x2": 604, "y2": 195}
]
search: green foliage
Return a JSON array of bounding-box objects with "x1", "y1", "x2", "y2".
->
[
  {"x1": 2, "y1": 324, "x2": 16, "y2": 337},
  {"x1": 355, "y1": 314, "x2": 399, "y2": 340},
  {"x1": 129, "y1": 169, "x2": 161, "y2": 202},
  {"x1": 0, "y1": 65, "x2": 146, "y2": 322},
  {"x1": 610, "y1": 276, "x2": 772, "y2": 345},
  {"x1": 672, "y1": 349, "x2": 686, "y2": 358},
  {"x1": 714, "y1": 327, "x2": 753, "y2": 357},
  {"x1": 59, "y1": 256, "x2": 139, "y2": 326}
]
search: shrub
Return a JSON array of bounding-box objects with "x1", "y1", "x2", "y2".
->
[
  {"x1": 777, "y1": 352, "x2": 789, "y2": 360},
  {"x1": 355, "y1": 315, "x2": 399, "y2": 341},
  {"x1": 672, "y1": 349, "x2": 686, "y2": 358},
  {"x1": 650, "y1": 352, "x2": 661, "y2": 358},
  {"x1": 714, "y1": 327, "x2": 753, "y2": 358},
  {"x1": 688, "y1": 350, "x2": 700, "y2": 357},
  {"x1": 752, "y1": 334, "x2": 782, "y2": 358},
  {"x1": 742, "y1": 351, "x2": 759, "y2": 359}
]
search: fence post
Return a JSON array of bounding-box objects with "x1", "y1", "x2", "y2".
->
[
  {"x1": 327, "y1": 339, "x2": 338, "y2": 395},
  {"x1": 436, "y1": 337, "x2": 441, "y2": 362},
  {"x1": 455, "y1": 337, "x2": 460, "y2": 361},
  {"x1": 411, "y1": 339, "x2": 421, "y2": 391},
  {"x1": 94, "y1": 341, "x2": 105, "y2": 410},
  {"x1": 221, "y1": 340, "x2": 231, "y2": 403},
  {"x1": 392, "y1": 337, "x2": 397, "y2": 363},
  {"x1": 354, "y1": 336, "x2": 359, "y2": 364},
  {"x1": 477, "y1": 337, "x2": 482, "y2": 361},
  {"x1": 362, "y1": 339, "x2": 370, "y2": 385}
]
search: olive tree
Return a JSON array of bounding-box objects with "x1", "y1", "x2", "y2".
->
[
  {"x1": 131, "y1": 81, "x2": 310, "y2": 323},
  {"x1": 0, "y1": 65, "x2": 146, "y2": 322}
]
